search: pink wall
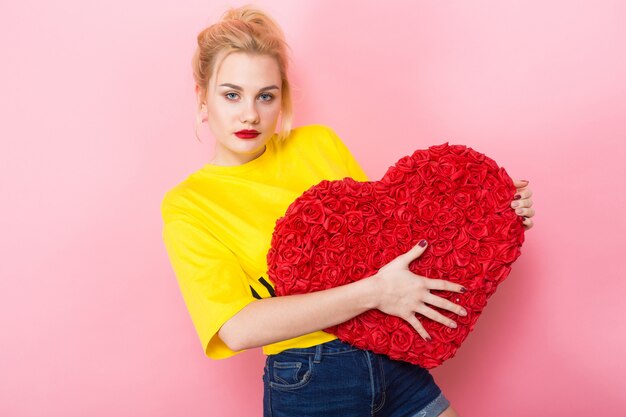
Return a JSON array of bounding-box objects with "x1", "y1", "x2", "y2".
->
[{"x1": 1, "y1": 0, "x2": 625, "y2": 416}]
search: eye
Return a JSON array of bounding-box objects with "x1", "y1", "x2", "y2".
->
[
  {"x1": 225, "y1": 92, "x2": 239, "y2": 101},
  {"x1": 258, "y1": 93, "x2": 274, "y2": 102}
]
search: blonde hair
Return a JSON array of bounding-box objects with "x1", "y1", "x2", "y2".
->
[{"x1": 192, "y1": 5, "x2": 293, "y2": 142}]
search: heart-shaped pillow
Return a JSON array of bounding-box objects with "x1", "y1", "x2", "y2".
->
[{"x1": 266, "y1": 142, "x2": 525, "y2": 368}]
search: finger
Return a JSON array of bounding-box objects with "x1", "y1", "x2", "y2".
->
[
  {"x1": 405, "y1": 314, "x2": 431, "y2": 341},
  {"x1": 514, "y1": 207, "x2": 535, "y2": 217},
  {"x1": 423, "y1": 278, "x2": 466, "y2": 294},
  {"x1": 415, "y1": 305, "x2": 458, "y2": 329},
  {"x1": 398, "y1": 239, "x2": 428, "y2": 263},
  {"x1": 513, "y1": 189, "x2": 533, "y2": 200},
  {"x1": 511, "y1": 198, "x2": 533, "y2": 210},
  {"x1": 423, "y1": 293, "x2": 467, "y2": 317},
  {"x1": 522, "y1": 217, "x2": 534, "y2": 230},
  {"x1": 513, "y1": 179, "x2": 529, "y2": 188}
]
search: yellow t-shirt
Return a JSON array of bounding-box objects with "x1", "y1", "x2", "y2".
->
[{"x1": 161, "y1": 124, "x2": 369, "y2": 359}]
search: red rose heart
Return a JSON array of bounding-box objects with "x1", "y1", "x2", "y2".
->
[{"x1": 267, "y1": 143, "x2": 525, "y2": 368}]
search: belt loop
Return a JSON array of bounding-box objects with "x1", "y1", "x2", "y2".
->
[{"x1": 314, "y1": 343, "x2": 323, "y2": 363}]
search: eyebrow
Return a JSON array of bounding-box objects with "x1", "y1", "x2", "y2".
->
[{"x1": 218, "y1": 83, "x2": 280, "y2": 92}]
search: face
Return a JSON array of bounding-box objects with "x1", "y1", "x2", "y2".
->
[{"x1": 198, "y1": 52, "x2": 282, "y2": 166}]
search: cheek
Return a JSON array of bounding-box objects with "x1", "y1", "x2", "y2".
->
[
  {"x1": 260, "y1": 102, "x2": 282, "y2": 122},
  {"x1": 207, "y1": 103, "x2": 237, "y2": 126}
]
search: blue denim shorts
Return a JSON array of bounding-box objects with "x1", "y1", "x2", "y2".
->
[{"x1": 263, "y1": 338, "x2": 451, "y2": 417}]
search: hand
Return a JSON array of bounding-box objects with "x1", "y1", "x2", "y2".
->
[
  {"x1": 512, "y1": 179, "x2": 535, "y2": 230},
  {"x1": 371, "y1": 240, "x2": 466, "y2": 341}
]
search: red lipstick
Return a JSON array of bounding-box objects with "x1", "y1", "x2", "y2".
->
[{"x1": 235, "y1": 130, "x2": 260, "y2": 139}]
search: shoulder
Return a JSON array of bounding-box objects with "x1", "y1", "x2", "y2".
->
[
  {"x1": 288, "y1": 124, "x2": 339, "y2": 141},
  {"x1": 161, "y1": 184, "x2": 191, "y2": 224},
  {"x1": 160, "y1": 168, "x2": 209, "y2": 224},
  {"x1": 281, "y1": 124, "x2": 344, "y2": 153}
]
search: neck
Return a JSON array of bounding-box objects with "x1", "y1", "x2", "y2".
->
[{"x1": 210, "y1": 144, "x2": 267, "y2": 166}]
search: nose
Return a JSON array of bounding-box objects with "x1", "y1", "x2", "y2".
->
[{"x1": 240, "y1": 99, "x2": 260, "y2": 125}]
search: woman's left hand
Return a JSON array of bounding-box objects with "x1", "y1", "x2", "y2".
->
[{"x1": 511, "y1": 179, "x2": 534, "y2": 230}]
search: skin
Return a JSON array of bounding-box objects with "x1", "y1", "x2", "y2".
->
[{"x1": 196, "y1": 51, "x2": 535, "y2": 417}]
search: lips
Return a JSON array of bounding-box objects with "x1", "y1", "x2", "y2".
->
[{"x1": 235, "y1": 130, "x2": 260, "y2": 139}]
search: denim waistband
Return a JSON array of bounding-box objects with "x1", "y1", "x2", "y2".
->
[{"x1": 273, "y1": 338, "x2": 360, "y2": 362}]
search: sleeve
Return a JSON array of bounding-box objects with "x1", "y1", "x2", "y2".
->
[
  {"x1": 323, "y1": 126, "x2": 370, "y2": 182},
  {"x1": 161, "y1": 204, "x2": 256, "y2": 360}
]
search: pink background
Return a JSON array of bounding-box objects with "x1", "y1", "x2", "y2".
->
[{"x1": 1, "y1": 0, "x2": 625, "y2": 416}]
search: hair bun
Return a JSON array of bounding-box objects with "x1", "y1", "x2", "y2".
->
[
  {"x1": 220, "y1": 5, "x2": 284, "y2": 37},
  {"x1": 221, "y1": 5, "x2": 257, "y2": 22}
]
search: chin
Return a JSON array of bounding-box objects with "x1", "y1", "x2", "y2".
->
[{"x1": 230, "y1": 137, "x2": 266, "y2": 153}]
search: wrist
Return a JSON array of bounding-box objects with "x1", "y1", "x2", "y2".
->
[{"x1": 354, "y1": 274, "x2": 381, "y2": 311}]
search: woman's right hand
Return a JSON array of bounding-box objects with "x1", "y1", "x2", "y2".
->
[{"x1": 371, "y1": 239, "x2": 467, "y2": 341}]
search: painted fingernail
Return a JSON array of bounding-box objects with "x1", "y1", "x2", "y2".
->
[
  {"x1": 418, "y1": 239, "x2": 427, "y2": 247},
  {"x1": 514, "y1": 194, "x2": 521, "y2": 200},
  {"x1": 425, "y1": 337, "x2": 432, "y2": 342},
  {"x1": 460, "y1": 287, "x2": 467, "y2": 293}
]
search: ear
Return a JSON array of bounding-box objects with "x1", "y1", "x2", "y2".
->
[{"x1": 195, "y1": 84, "x2": 206, "y2": 109}]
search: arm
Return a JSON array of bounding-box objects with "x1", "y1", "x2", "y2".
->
[
  {"x1": 218, "y1": 275, "x2": 378, "y2": 352},
  {"x1": 219, "y1": 240, "x2": 467, "y2": 351}
]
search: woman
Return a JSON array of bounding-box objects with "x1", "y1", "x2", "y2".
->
[{"x1": 162, "y1": 6, "x2": 535, "y2": 417}]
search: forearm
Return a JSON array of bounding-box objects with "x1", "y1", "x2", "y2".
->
[{"x1": 218, "y1": 276, "x2": 379, "y2": 351}]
